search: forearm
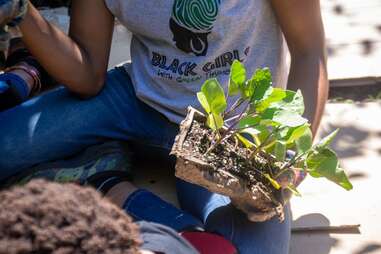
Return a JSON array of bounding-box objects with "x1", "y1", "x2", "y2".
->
[
  {"x1": 18, "y1": 3, "x2": 103, "y2": 97},
  {"x1": 287, "y1": 52, "x2": 328, "y2": 136}
]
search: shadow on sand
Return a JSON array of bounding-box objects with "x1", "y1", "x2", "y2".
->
[{"x1": 290, "y1": 213, "x2": 339, "y2": 254}]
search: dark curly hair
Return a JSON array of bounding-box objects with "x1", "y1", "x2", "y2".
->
[{"x1": 0, "y1": 180, "x2": 141, "y2": 254}]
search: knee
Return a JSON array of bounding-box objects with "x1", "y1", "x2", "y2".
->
[{"x1": 205, "y1": 204, "x2": 291, "y2": 254}]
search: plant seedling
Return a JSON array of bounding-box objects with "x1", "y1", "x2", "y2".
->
[
  {"x1": 196, "y1": 60, "x2": 353, "y2": 194},
  {"x1": 171, "y1": 60, "x2": 353, "y2": 222}
]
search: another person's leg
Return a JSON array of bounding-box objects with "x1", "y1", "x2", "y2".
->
[
  {"x1": 105, "y1": 181, "x2": 203, "y2": 232},
  {"x1": 0, "y1": 67, "x2": 165, "y2": 181},
  {"x1": 176, "y1": 179, "x2": 291, "y2": 254}
]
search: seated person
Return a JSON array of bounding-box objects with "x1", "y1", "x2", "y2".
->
[{"x1": 0, "y1": 1, "x2": 329, "y2": 253}]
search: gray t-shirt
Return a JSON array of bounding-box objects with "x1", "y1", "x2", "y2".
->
[
  {"x1": 105, "y1": 0, "x2": 288, "y2": 123},
  {"x1": 138, "y1": 221, "x2": 199, "y2": 254}
]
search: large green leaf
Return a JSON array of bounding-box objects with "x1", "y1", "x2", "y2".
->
[
  {"x1": 238, "y1": 116, "x2": 261, "y2": 129},
  {"x1": 250, "y1": 68, "x2": 272, "y2": 102},
  {"x1": 229, "y1": 60, "x2": 246, "y2": 96},
  {"x1": 278, "y1": 124, "x2": 309, "y2": 144},
  {"x1": 275, "y1": 111, "x2": 307, "y2": 127},
  {"x1": 262, "y1": 108, "x2": 308, "y2": 127},
  {"x1": 296, "y1": 127, "x2": 313, "y2": 154},
  {"x1": 240, "y1": 124, "x2": 270, "y2": 146},
  {"x1": 255, "y1": 88, "x2": 287, "y2": 113},
  {"x1": 197, "y1": 92, "x2": 211, "y2": 114},
  {"x1": 241, "y1": 80, "x2": 255, "y2": 99},
  {"x1": 240, "y1": 127, "x2": 261, "y2": 136},
  {"x1": 306, "y1": 148, "x2": 353, "y2": 190},
  {"x1": 199, "y1": 79, "x2": 227, "y2": 115},
  {"x1": 271, "y1": 90, "x2": 305, "y2": 115},
  {"x1": 273, "y1": 140, "x2": 286, "y2": 161},
  {"x1": 287, "y1": 124, "x2": 311, "y2": 145},
  {"x1": 314, "y1": 129, "x2": 339, "y2": 151},
  {"x1": 207, "y1": 113, "x2": 224, "y2": 131}
]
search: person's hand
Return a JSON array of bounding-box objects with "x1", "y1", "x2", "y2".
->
[
  {"x1": 231, "y1": 151, "x2": 307, "y2": 222},
  {"x1": 275, "y1": 167, "x2": 307, "y2": 200},
  {"x1": 0, "y1": 72, "x2": 30, "y2": 111}
]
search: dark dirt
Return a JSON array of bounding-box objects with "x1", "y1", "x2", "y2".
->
[{"x1": 182, "y1": 120, "x2": 283, "y2": 204}]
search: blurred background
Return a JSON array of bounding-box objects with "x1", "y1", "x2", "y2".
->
[{"x1": 10, "y1": 1, "x2": 381, "y2": 253}]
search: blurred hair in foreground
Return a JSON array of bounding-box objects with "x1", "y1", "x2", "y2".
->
[{"x1": 0, "y1": 179, "x2": 141, "y2": 254}]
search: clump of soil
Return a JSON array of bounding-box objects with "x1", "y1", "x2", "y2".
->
[{"x1": 182, "y1": 120, "x2": 283, "y2": 204}]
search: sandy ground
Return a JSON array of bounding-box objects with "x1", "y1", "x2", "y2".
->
[
  {"x1": 290, "y1": 102, "x2": 381, "y2": 254},
  {"x1": 322, "y1": 0, "x2": 381, "y2": 79}
]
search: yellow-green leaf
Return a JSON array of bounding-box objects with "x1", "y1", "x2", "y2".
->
[
  {"x1": 200, "y1": 79, "x2": 227, "y2": 115},
  {"x1": 229, "y1": 60, "x2": 246, "y2": 96},
  {"x1": 307, "y1": 148, "x2": 353, "y2": 191},
  {"x1": 207, "y1": 113, "x2": 224, "y2": 131},
  {"x1": 197, "y1": 92, "x2": 211, "y2": 114},
  {"x1": 273, "y1": 141, "x2": 286, "y2": 161},
  {"x1": 264, "y1": 173, "x2": 281, "y2": 190},
  {"x1": 286, "y1": 184, "x2": 302, "y2": 197},
  {"x1": 236, "y1": 133, "x2": 255, "y2": 148},
  {"x1": 287, "y1": 124, "x2": 310, "y2": 144}
]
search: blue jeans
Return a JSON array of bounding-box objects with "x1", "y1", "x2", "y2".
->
[{"x1": 0, "y1": 67, "x2": 290, "y2": 254}]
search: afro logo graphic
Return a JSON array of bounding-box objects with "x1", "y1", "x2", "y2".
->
[{"x1": 170, "y1": 0, "x2": 221, "y2": 56}]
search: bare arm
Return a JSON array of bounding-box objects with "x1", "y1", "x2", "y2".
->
[
  {"x1": 18, "y1": 0, "x2": 114, "y2": 97},
  {"x1": 270, "y1": 0, "x2": 328, "y2": 136}
]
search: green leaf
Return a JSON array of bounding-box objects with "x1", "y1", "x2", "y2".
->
[
  {"x1": 262, "y1": 108, "x2": 308, "y2": 127},
  {"x1": 240, "y1": 127, "x2": 261, "y2": 136},
  {"x1": 200, "y1": 79, "x2": 227, "y2": 115},
  {"x1": 250, "y1": 68, "x2": 272, "y2": 102},
  {"x1": 307, "y1": 148, "x2": 337, "y2": 172},
  {"x1": 241, "y1": 80, "x2": 255, "y2": 99},
  {"x1": 240, "y1": 125, "x2": 270, "y2": 145},
  {"x1": 296, "y1": 127, "x2": 313, "y2": 154},
  {"x1": 273, "y1": 141, "x2": 286, "y2": 161},
  {"x1": 238, "y1": 116, "x2": 261, "y2": 129},
  {"x1": 264, "y1": 173, "x2": 281, "y2": 190},
  {"x1": 275, "y1": 111, "x2": 307, "y2": 127},
  {"x1": 286, "y1": 184, "x2": 302, "y2": 197},
  {"x1": 255, "y1": 88, "x2": 287, "y2": 113},
  {"x1": 287, "y1": 124, "x2": 311, "y2": 145},
  {"x1": 229, "y1": 60, "x2": 246, "y2": 96},
  {"x1": 207, "y1": 113, "x2": 224, "y2": 131},
  {"x1": 314, "y1": 129, "x2": 339, "y2": 151},
  {"x1": 272, "y1": 90, "x2": 305, "y2": 115},
  {"x1": 197, "y1": 92, "x2": 211, "y2": 114},
  {"x1": 306, "y1": 148, "x2": 353, "y2": 190}
]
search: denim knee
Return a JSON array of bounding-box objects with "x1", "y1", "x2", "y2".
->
[
  {"x1": 0, "y1": 135, "x2": 22, "y2": 177},
  {"x1": 205, "y1": 204, "x2": 291, "y2": 254}
]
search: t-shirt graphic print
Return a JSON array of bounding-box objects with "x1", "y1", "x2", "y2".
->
[
  {"x1": 105, "y1": 0, "x2": 287, "y2": 123},
  {"x1": 170, "y1": 0, "x2": 221, "y2": 56}
]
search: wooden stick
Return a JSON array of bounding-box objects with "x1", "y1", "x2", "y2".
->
[{"x1": 292, "y1": 224, "x2": 361, "y2": 234}]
